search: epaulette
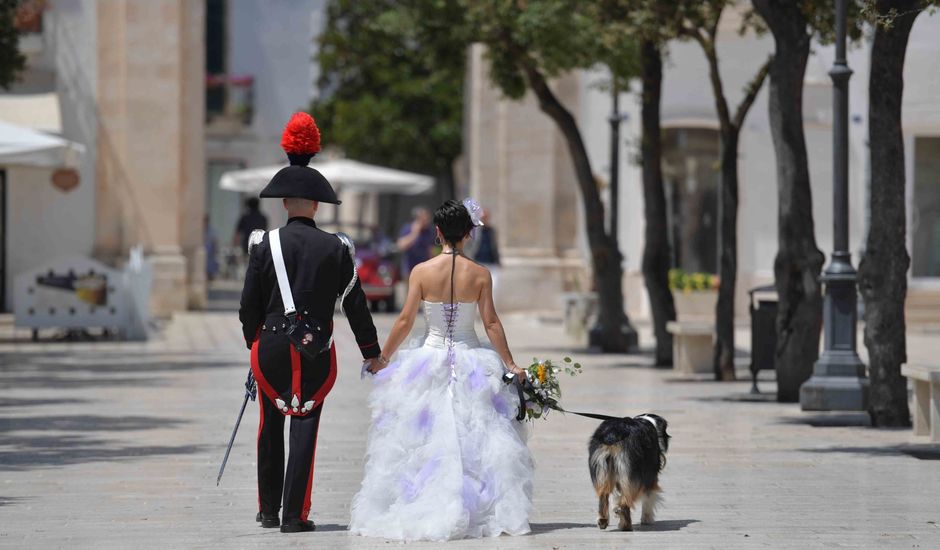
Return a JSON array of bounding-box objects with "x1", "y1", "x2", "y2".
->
[
  {"x1": 335, "y1": 232, "x2": 358, "y2": 305},
  {"x1": 247, "y1": 229, "x2": 266, "y2": 255},
  {"x1": 336, "y1": 232, "x2": 356, "y2": 256}
]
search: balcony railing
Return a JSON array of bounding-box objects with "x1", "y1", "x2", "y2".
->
[{"x1": 206, "y1": 73, "x2": 254, "y2": 129}]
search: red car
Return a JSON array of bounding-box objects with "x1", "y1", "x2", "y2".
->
[{"x1": 323, "y1": 223, "x2": 400, "y2": 312}]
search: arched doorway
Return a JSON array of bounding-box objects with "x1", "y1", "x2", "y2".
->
[{"x1": 662, "y1": 126, "x2": 720, "y2": 274}]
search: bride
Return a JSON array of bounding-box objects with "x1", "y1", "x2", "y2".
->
[{"x1": 349, "y1": 199, "x2": 534, "y2": 541}]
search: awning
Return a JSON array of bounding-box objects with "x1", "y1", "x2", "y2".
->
[
  {"x1": 219, "y1": 158, "x2": 434, "y2": 195},
  {"x1": 0, "y1": 119, "x2": 84, "y2": 168}
]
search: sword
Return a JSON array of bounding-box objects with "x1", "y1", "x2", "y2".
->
[{"x1": 217, "y1": 368, "x2": 257, "y2": 486}]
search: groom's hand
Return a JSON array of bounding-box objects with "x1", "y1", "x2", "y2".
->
[{"x1": 364, "y1": 356, "x2": 389, "y2": 375}]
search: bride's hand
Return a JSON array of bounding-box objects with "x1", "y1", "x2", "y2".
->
[{"x1": 508, "y1": 364, "x2": 526, "y2": 383}]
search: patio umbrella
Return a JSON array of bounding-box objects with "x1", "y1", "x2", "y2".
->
[
  {"x1": 219, "y1": 158, "x2": 434, "y2": 195},
  {"x1": 0, "y1": 119, "x2": 84, "y2": 168}
]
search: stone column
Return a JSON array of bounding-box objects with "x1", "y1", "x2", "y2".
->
[
  {"x1": 465, "y1": 45, "x2": 586, "y2": 312},
  {"x1": 94, "y1": 0, "x2": 206, "y2": 316}
]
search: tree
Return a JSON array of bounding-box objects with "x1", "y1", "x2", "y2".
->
[
  {"x1": 858, "y1": 0, "x2": 930, "y2": 426},
  {"x1": 312, "y1": 0, "x2": 466, "y2": 194},
  {"x1": 467, "y1": 0, "x2": 639, "y2": 352},
  {"x1": 749, "y1": 0, "x2": 828, "y2": 401},
  {"x1": 0, "y1": 0, "x2": 26, "y2": 89},
  {"x1": 677, "y1": 2, "x2": 772, "y2": 380},
  {"x1": 638, "y1": 40, "x2": 677, "y2": 366}
]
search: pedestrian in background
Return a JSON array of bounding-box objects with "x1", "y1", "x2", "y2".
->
[{"x1": 396, "y1": 206, "x2": 435, "y2": 276}]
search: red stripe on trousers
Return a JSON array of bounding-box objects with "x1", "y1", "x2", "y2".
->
[
  {"x1": 251, "y1": 334, "x2": 266, "y2": 511},
  {"x1": 290, "y1": 345, "x2": 302, "y2": 405}
]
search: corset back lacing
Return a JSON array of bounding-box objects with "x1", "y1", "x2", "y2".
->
[{"x1": 443, "y1": 249, "x2": 459, "y2": 389}]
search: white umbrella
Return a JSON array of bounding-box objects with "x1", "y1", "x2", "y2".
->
[
  {"x1": 0, "y1": 119, "x2": 84, "y2": 168},
  {"x1": 219, "y1": 158, "x2": 434, "y2": 195}
]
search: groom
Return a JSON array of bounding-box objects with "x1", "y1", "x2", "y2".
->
[{"x1": 239, "y1": 113, "x2": 382, "y2": 533}]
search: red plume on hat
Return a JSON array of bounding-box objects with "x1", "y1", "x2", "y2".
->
[{"x1": 281, "y1": 112, "x2": 321, "y2": 166}]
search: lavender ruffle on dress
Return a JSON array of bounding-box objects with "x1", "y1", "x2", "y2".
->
[{"x1": 349, "y1": 301, "x2": 533, "y2": 541}]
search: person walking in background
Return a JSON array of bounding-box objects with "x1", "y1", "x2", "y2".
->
[
  {"x1": 396, "y1": 206, "x2": 435, "y2": 276},
  {"x1": 234, "y1": 197, "x2": 269, "y2": 254}
]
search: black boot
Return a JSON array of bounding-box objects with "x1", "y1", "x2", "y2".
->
[
  {"x1": 280, "y1": 519, "x2": 316, "y2": 533},
  {"x1": 255, "y1": 511, "x2": 280, "y2": 528}
]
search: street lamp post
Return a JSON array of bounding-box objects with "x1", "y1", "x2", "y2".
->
[
  {"x1": 588, "y1": 83, "x2": 637, "y2": 351},
  {"x1": 799, "y1": 0, "x2": 869, "y2": 411}
]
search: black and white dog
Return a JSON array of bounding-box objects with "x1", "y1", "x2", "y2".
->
[{"x1": 588, "y1": 413, "x2": 670, "y2": 531}]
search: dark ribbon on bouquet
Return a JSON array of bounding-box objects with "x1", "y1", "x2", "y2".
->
[{"x1": 505, "y1": 373, "x2": 619, "y2": 422}]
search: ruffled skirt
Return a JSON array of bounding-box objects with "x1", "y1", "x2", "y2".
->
[{"x1": 348, "y1": 342, "x2": 534, "y2": 541}]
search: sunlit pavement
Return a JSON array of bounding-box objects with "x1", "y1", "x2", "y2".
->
[{"x1": 0, "y1": 311, "x2": 938, "y2": 548}]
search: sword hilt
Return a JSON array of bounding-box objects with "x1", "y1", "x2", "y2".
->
[{"x1": 245, "y1": 369, "x2": 257, "y2": 401}]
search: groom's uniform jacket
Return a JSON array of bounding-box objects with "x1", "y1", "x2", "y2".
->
[
  {"x1": 238, "y1": 215, "x2": 380, "y2": 521},
  {"x1": 239, "y1": 216, "x2": 381, "y2": 410}
]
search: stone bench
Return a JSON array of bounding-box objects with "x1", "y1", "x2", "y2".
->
[
  {"x1": 667, "y1": 321, "x2": 714, "y2": 375},
  {"x1": 901, "y1": 364, "x2": 940, "y2": 442}
]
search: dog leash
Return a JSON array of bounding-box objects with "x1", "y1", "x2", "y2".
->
[{"x1": 509, "y1": 378, "x2": 619, "y2": 422}]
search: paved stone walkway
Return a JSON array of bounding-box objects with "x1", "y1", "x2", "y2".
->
[{"x1": 0, "y1": 312, "x2": 938, "y2": 549}]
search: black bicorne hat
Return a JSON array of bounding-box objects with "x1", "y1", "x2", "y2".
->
[{"x1": 259, "y1": 113, "x2": 341, "y2": 205}]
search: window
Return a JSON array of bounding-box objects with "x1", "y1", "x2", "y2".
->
[
  {"x1": 662, "y1": 127, "x2": 720, "y2": 274},
  {"x1": 912, "y1": 136, "x2": 940, "y2": 277}
]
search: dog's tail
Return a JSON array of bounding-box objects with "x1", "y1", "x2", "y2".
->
[{"x1": 589, "y1": 443, "x2": 624, "y2": 495}]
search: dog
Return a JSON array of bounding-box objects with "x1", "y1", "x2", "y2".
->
[{"x1": 588, "y1": 413, "x2": 670, "y2": 531}]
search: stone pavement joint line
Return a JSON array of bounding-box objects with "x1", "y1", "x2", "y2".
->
[{"x1": 0, "y1": 312, "x2": 938, "y2": 548}]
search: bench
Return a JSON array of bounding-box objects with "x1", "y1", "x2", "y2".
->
[
  {"x1": 667, "y1": 321, "x2": 713, "y2": 375},
  {"x1": 901, "y1": 364, "x2": 940, "y2": 442}
]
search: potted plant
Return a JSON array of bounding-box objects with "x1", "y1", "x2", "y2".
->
[{"x1": 669, "y1": 269, "x2": 719, "y2": 321}]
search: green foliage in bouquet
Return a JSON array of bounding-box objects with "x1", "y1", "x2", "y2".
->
[
  {"x1": 668, "y1": 268, "x2": 719, "y2": 293},
  {"x1": 521, "y1": 356, "x2": 582, "y2": 421}
]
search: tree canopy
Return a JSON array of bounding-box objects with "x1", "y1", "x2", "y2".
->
[{"x1": 311, "y1": 0, "x2": 467, "y2": 176}]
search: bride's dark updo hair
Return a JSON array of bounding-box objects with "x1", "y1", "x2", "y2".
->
[{"x1": 433, "y1": 200, "x2": 474, "y2": 246}]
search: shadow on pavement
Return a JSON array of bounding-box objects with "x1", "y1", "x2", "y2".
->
[
  {"x1": 529, "y1": 522, "x2": 596, "y2": 534},
  {"x1": 0, "y1": 434, "x2": 206, "y2": 471},
  {"x1": 0, "y1": 414, "x2": 187, "y2": 432},
  {"x1": 637, "y1": 518, "x2": 701, "y2": 531},
  {"x1": 0, "y1": 397, "x2": 90, "y2": 408},
  {"x1": 0, "y1": 496, "x2": 29, "y2": 507},
  {"x1": 798, "y1": 444, "x2": 940, "y2": 461},
  {"x1": 778, "y1": 413, "x2": 872, "y2": 428},
  {"x1": 0, "y1": 374, "x2": 167, "y2": 389}
]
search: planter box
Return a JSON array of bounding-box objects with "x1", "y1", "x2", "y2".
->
[{"x1": 674, "y1": 289, "x2": 718, "y2": 321}]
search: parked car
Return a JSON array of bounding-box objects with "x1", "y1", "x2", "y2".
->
[{"x1": 321, "y1": 223, "x2": 400, "y2": 312}]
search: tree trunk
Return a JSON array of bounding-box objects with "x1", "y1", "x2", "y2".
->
[
  {"x1": 859, "y1": 0, "x2": 920, "y2": 427},
  {"x1": 694, "y1": 31, "x2": 769, "y2": 381},
  {"x1": 521, "y1": 63, "x2": 637, "y2": 353},
  {"x1": 752, "y1": 0, "x2": 825, "y2": 402},
  {"x1": 713, "y1": 131, "x2": 739, "y2": 380},
  {"x1": 640, "y1": 40, "x2": 676, "y2": 366}
]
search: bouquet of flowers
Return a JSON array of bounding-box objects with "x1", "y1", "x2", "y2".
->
[{"x1": 512, "y1": 357, "x2": 582, "y2": 421}]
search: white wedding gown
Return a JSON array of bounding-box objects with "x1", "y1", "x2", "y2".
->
[{"x1": 349, "y1": 300, "x2": 534, "y2": 541}]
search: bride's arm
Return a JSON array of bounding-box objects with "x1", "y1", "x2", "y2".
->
[
  {"x1": 371, "y1": 267, "x2": 423, "y2": 371},
  {"x1": 478, "y1": 271, "x2": 525, "y2": 380}
]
